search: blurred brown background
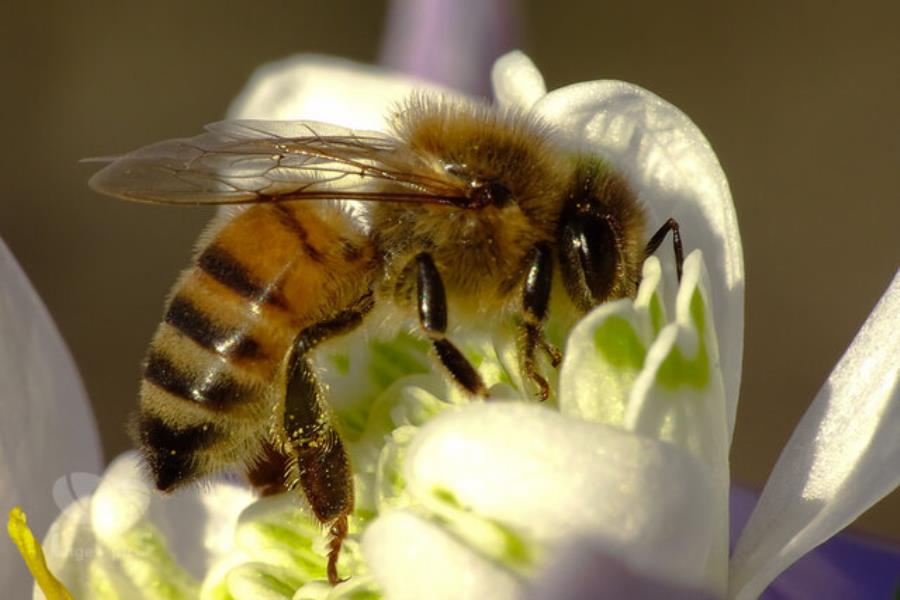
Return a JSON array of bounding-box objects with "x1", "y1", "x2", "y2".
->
[{"x1": 1, "y1": 1, "x2": 897, "y2": 538}]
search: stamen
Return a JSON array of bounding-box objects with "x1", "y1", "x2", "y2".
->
[{"x1": 7, "y1": 507, "x2": 75, "y2": 600}]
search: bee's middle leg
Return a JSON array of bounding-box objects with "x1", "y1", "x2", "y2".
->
[
  {"x1": 518, "y1": 243, "x2": 562, "y2": 401},
  {"x1": 415, "y1": 253, "x2": 487, "y2": 396}
]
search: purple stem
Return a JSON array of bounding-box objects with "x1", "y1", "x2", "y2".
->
[{"x1": 379, "y1": 0, "x2": 520, "y2": 96}]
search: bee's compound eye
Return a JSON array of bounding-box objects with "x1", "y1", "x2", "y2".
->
[{"x1": 559, "y1": 212, "x2": 619, "y2": 311}]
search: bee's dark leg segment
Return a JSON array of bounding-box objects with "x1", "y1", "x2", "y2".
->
[
  {"x1": 415, "y1": 253, "x2": 487, "y2": 396},
  {"x1": 519, "y1": 243, "x2": 560, "y2": 401},
  {"x1": 244, "y1": 293, "x2": 373, "y2": 494},
  {"x1": 327, "y1": 515, "x2": 349, "y2": 585},
  {"x1": 293, "y1": 292, "x2": 375, "y2": 356},
  {"x1": 283, "y1": 354, "x2": 353, "y2": 586},
  {"x1": 245, "y1": 440, "x2": 291, "y2": 496},
  {"x1": 278, "y1": 294, "x2": 374, "y2": 586},
  {"x1": 645, "y1": 218, "x2": 684, "y2": 281}
]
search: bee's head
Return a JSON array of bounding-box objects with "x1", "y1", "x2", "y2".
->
[{"x1": 557, "y1": 161, "x2": 647, "y2": 311}]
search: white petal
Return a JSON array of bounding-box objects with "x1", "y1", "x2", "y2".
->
[
  {"x1": 626, "y1": 252, "x2": 729, "y2": 592},
  {"x1": 37, "y1": 500, "x2": 99, "y2": 599},
  {"x1": 558, "y1": 297, "x2": 645, "y2": 426},
  {"x1": 559, "y1": 256, "x2": 666, "y2": 427},
  {"x1": 225, "y1": 563, "x2": 300, "y2": 600},
  {"x1": 402, "y1": 403, "x2": 716, "y2": 588},
  {"x1": 0, "y1": 240, "x2": 103, "y2": 600},
  {"x1": 527, "y1": 538, "x2": 720, "y2": 600},
  {"x1": 37, "y1": 452, "x2": 254, "y2": 598},
  {"x1": 534, "y1": 81, "x2": 744, "y2": 441},
  {"x1": 227, "y1": 54, "x2": 459, "y2": 129},
  {"x1": 89, "y1": 452, "x2": 254, "y2": 578},
  {"x1": 729, "y1": 269, "x2": 900, "y2": 600},
  {"x1": 492, "y1": 50, "x2": 547, "y2": 111},
  {"x1": 363, "y1": 509, "x2": 526, "y2": 600}
]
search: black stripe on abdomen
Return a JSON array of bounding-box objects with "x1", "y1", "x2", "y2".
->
[
  {"x1": 198, "y1": 244, "x2": 269, "y2": 299},
  {"x1": 274, "y1": 204, "x2": 324, "y2": 263},
  {"x1": 144, "y1": 351, "x2": 250, "y2": 410},
  {"x1": 165, "y1": 295, "x2": 263, "y2": 360},
  {"x1": 138, "y1": 415, "x2": 219, "y2": 491}
]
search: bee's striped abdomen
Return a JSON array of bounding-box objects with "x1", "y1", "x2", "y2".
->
[
  {"x1": 163, "y1": 295, "x2": 265, "y2": 361},
  {"x1": 136, "y1": 203, "x2": 376, "y2": 492}
]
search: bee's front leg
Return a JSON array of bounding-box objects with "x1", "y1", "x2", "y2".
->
[
  {"x1": 518, "y1": 242, "x2": 562, "y2": 401},
  {"x1": 645, "y1": 217, "x2": 685, "y2": 281},
  {"x1": 415, "y1": 253, "x2": 487, "y2": 396}
]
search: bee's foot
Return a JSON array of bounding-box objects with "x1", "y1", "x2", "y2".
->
[{"x1": 541, "y1": 339, "x2": 562, "y2": 368}]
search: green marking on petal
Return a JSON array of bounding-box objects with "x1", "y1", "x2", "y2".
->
[
  {"x1": 427, "y1": 485, "x2": 534, "y2": 569},
  {"x1": 496, "y1": 523, "x2": 532, "y2": 567},
  {"x1": 431, "y1": 485, "x2": 460, "y2": 507},
  {"x1": 656, "y1": 290, "x2": 710, "y2": 390},
  {"x1": 346, "y1": 590, "x2": 381, "y2": 600},
  {"x1": 295, "y1": 576, "x2": 382, "y2": 600},
  {"x1": 649, "y1": 292, "x2": 665, "y2": 334},
  {"x1": 336, "y1": 404, "x2": 370, "y2": 440},
  {"x1": 354, "y1": 508, "x2": 377, "y2": 523},
  {"x1": 87, "y1": 562, "x2": 122, "y2": 600},
  {"x1": 106, "y1": 524, "x2": 199, "y2": 599},
  {"x1": 234, "y1": 501, "x2": 331, "y2": 580},
  {"x1": 387, "y1": 464, "x2": 405, "y2": 491},
  {"x1": 375, "y1": 429, "x2": 418, "y2": 510},
  {"x1": 330, "y1": 353, "x2": 350, "y2": 375},
  {"x1": 690, "y1": 287, "x2": 706, "y2": 334},
  {"x1": 368, "y1": 338, "x2": 430, "y2": 388},
  {"x1": 463, "y1": 346, "x2": 485, "y2": 369},
  {"x1": 593, "y1": 316, "x2": 645, "y2": 371},
  {"x1": 226, "y1": 563, "x2": 300, "y2": 599}
]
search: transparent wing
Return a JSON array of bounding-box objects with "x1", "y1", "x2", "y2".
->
[{"x1": 87, "y1": 120, "x2": 466, "y2": 206}]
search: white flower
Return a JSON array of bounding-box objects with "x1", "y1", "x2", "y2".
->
[
  {"x1": 0, "y1": 239, "x2": 103, "y2": 600},
  {"x1": 6, "y1": 51, "x2": 897, "y2": 600}
]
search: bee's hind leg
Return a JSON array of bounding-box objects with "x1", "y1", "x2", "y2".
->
[
  {"x1": 281, "y1": 294, "x2": 374, "y2": 585},
  {"x1": 283, "y1": 356, "x2": 352, "y2": 585},
  {"x1": 245, "y1": 440, "x2": 291, "y2": 496},
  {"x1": 517, "y1": 243, "x2": 561, "y2": 401},
  {"x1": 415, "y1": 253, "x2": 488, "y2": 396}
]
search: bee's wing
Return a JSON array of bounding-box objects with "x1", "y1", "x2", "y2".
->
[{"x1": 87, "y1": 120, "x2": 467, "y2": 206}]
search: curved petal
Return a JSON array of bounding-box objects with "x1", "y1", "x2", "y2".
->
[
  {"x1": 729, "y1": 485, "x2": 900, "y2": 599},
  {"x1": 627, "y1": 251, "x2": 729, "y2": 592},
  {"x1": 492, "y1": 50, "x2": 547, "y2": 111},
  {"x1": 526, "y1": 538, "x2": 720, "y2": 600},
  {"x1": 227, "y1": 54, "x2": 460, "y2": 128},
  {"x1": 363, "y1": 509, "x2": 526, "y2": 600},
  {"x1": 534, "y1": 81, "x2": 744, "y2": 441},
  {"x1": 560, "y1": 251, "x2": 729, "y2": 592},
  {"x1": 0, "y1": 240, "x2": 102, "y2": 600},
  {"x1": 39, "y1": 452, "x2": 254, "y2": 598},
  {"x1": 729, "y1": 269, "x2": 900, "y2": 599},
  {"x1": 398, "y1": 403, "x2": 716, "y2": 589}
]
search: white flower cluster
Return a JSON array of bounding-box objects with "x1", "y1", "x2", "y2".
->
[{"x1": 3, "y1": 51, "x2": 897, "y2": 600}]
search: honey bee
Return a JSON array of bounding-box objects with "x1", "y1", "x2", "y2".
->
[{"x1": 88, "y1": 94, "x2": 683, "y2": 584}]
